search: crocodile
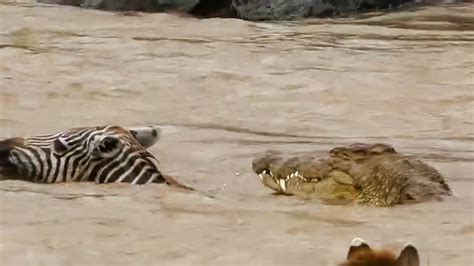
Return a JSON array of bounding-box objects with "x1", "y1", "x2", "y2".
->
[{"x1": 252, "y1": 143, "x2": 452, "y2": 207}]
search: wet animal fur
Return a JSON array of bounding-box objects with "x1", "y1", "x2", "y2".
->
[{"x1": 340, "y1": 237, "x2": 420, "y2": 266}]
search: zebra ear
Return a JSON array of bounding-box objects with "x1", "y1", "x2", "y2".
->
[
  {"x1": 52, "y1": 137, "x2": 70, "y2": 155},
  {"x1": 127, "y1": 126, "x2": 162, "y2": 149},
  {"x1": 347, "y1": 237, "x2": 371, "y2": 260}
]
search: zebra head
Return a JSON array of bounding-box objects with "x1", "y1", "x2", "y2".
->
[{"x1": 0, "y1": 125, "x2": 166, "y2": 184}]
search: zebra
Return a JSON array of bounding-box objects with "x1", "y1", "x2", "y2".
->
[{"x1": 0, "y1": 125, "x2": 186, "y2": 187}]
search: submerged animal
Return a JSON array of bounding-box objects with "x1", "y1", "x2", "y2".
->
[
  {"x1": 0, "y1": 125, "x2": 190, "y2": 189},
  {"x1": 252, "y1": 143, "x2": 452, "y2": 207},
  {"x1": 340, "y1": 237, "x2": 420, "y2": 266}
]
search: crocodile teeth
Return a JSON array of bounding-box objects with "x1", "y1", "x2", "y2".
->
[
  {"x1": 262, "y1": 170, "x2": 267, "y2": 175},
  {"x1": 272, "y1": 174, "x2": 278, "y2": 184},
  {"x1": 285, "y1": 175, "x2": 290, "y2": 181},
  {"x1": 295, "y1": 171, "x2": 299, "y2": 177},
  {"x1": 279, "y1": 179, "x2": 286, "y2": 191},
  {"x1": 258, "y1": 173, "x2": 264, "y2": 181},
  {"x1": 290, "y1": 172, "x2": 295, "y2": 178},
  {"x1": 269, "y1": 171, "x2": 273, "y2": 177}
]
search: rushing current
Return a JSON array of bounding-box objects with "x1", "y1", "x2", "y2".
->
[{"x1": 0, "y1": 1, "x2": 473, "y2": 265}]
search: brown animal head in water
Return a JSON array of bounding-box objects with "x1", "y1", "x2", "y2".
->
[{"x1": 340, "y1": 237, "x2": 420, "y2": 266}]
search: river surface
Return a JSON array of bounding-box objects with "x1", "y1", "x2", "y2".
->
[{"x1": 0, "y1": 1, "x2": 473, "y2": 265}]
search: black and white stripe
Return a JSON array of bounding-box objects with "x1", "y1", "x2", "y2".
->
[{"x1": 1, "y1": 126, "x2": 165, "y2": 185}]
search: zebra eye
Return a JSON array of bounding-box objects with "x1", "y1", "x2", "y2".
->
[
  {"x1": 53, "y1": 137, "x2": 69, "y2": 155},
  {"x1": 100, "y1": 137, "x2": 119, "y2": 152},
  {"x1": 94, "y1": 136, "x2": 122, "y2": 158}
]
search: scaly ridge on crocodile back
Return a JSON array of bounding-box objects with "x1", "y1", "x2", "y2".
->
[{"x1": 252, "y1": 143, "x2": 452, "y2": 207}]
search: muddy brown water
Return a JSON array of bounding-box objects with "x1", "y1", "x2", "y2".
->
[{"x1": 0, "y1": 1, "x2": 473, "y2": 265}]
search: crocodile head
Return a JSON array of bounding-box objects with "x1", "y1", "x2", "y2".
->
[
  {"x1": 252, "y1": 150, "x2": 360, "y2": 204},
  {"x1": 252, "y1": 143, "x2": 452, "y2": 207}
]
